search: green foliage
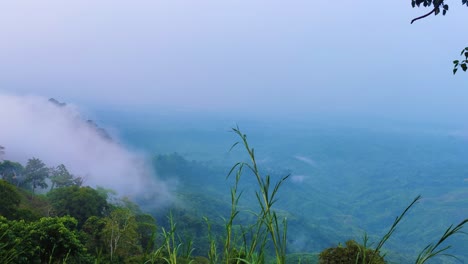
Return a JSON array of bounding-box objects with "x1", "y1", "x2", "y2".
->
[
  {"x1": 23, "y1": 158, "x2": 49, "y2": 194},
  {"x1": 319, "y1": 240, "x2": 385, "y2": 264},
  {"x1": 17, "y1": 190, "x2": 50, "y2": 221},
  {"x1": 103, "y1": 208, "x2": 141, "y2": 262},
  {"x1": 0, "y1": 216, "x2": 25, "y2": 264},
  {"x1": 81, "y1": 216, "x2": 107, "y2": 255},
  {"x1": 49, "y1": 164, "x2": 75, "y2": 190},
  {"x1": 228, "y1": 126, "x2": 289, "y2": 264},
  {"x1": 415, "y1": 219, "x2": 468, "y2": 264},
  {"x1": 369, "y1": 196, "x2": 421, "y2": 263},
  {"x1": 285, "y1": 253, "x2": 319, "y2": 264},
  {"x1": 136, "y1": 213, "x2": 158, "y2": 255},
  {"x1": 48, "y1": 186, "x2": 109, "y2": 226},
  {"x1": 0, "y1": 215, "x2": 91, "y2": 264},
  {"x1": 0, "y1": 180, "x2": 21, "y2": 219},
  {"x1": 1, "y1": 129, "x2": 468, "y2": 263},
  {"x1": 28, "y1": 216, "x2": 91, "y2": 263}
]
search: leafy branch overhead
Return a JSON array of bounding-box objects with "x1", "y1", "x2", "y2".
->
[
  {"x1": 410, "y1": 1, "x2": 468, "y2": 74},
  {"x1": 411, "y1": 0, "x2": 468, "y2": 22},
  {"x1": 410, "y1": 0, "x2": 450, "y2": 23}
]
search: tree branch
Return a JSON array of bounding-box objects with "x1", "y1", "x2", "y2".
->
[{"x1": 411, "y1": 5, "x2": 439, "y2": 24}]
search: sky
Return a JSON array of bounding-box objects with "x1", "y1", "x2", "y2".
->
[{"x1": 0, "y1": 1, "x2": 467, "y2": 123}]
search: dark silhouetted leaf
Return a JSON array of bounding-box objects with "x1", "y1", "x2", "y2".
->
[{"x1": 461, "y1": 63, "x2": 467, "y2": 71}]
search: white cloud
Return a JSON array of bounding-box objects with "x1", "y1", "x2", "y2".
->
[
  {"x1": 294, "y1": 155, "x2": 317, "y2": 167},
  {"x1": 0, "y1": 93, "x2": 172, "y2": 206}
]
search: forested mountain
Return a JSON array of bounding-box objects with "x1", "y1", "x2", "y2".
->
[{"x1": 1, "y1": 122, "x2": 467, "y2": 263}]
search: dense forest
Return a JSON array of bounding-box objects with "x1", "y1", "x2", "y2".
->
[{"x1": 1, "y1": 125, "x2": 467, "y2": 264}]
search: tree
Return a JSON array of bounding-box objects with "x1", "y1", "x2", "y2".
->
[
  {"x1": 0, "y1": 216, "x2": 91, "y2": 264},
  {"x1": 0, "y1": 160, "x2": 24, "y2": 186},
  {"x1": 102, "y1": 208, "x2": 140, "y2": 262},
  {"x1": 135, "y1": 213, "x2": 157, "y2": 254},
  {"x1": 49, "y1": 164, "x2": 74, "y2": 190},
  {"x1": 23, "y1": 158, "x2": 49, "y2": 194},
  {"x1": 47, "y1": 186, "x2": 109, "y2": 226},
  {"x1": 82, "y1": 216, "x2": 107, "y2": 254},
  {"x1": 410, "y1": 0, "x2": 468, "y2": 73},
  {"x1": 28, "y1": 216, "x2": 91, "y2": 263}
]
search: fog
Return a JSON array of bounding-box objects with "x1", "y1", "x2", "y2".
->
[
  {"x1": 0, "y1": 93, "x2": 172, "y2": 205},
  {"x1": 1, "y1": 1, "x2": 468, "y2": 123}
]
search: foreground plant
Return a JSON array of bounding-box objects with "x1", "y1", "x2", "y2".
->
[
  {"x1": 319, "y1": 194, "x2": 467, "y2": 264},
  {"x1": 415, "y1": 218, "x2": 468, "y2": 264},
  {"x1": 318, "y1": 196, "x2": 422, "y2": 264},
  {"x1": 319, "y1": 239, "x2": 385, "y2": 264},
  {"x1": 224, "y1": 127, "x2": 289, "y2": 264}
]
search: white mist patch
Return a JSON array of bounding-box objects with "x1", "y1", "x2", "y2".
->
[
  {"x1": 290, "y1": 174, "x2": 308, "y2": 183},
  {"x1": 0, "y1": 93, "x2": 172, "y2": 205},
  {"x1": 294, "y1": 155, "x2": 317, "y2": 166}
]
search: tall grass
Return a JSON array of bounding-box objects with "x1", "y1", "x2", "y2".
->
[
  {"x1": 415, "y1": 219, "x2": 468, "y2": 264},
  {"x1": 353, "y1": 195, "x2": 467, "y2": 264},
  {"x1": 223, "y1": 126, "x2": 289, "y2": 264},
  {"x1": 366, "y1": 195, "x2": 422, "y2": 263},
  {"x1": 148, "y1": 127, "x2": 466, "y2": 264},
  {"x1": 145, "y1": 212, "x2": 194, "y2": 264}
]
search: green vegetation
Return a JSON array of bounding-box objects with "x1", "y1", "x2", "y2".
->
[
  {"x1": 0, "y1": 180, "x2": 21, "y2": 219},
  {"x1": 0, "y1": 129, "x2": 467, "y2": 263},
  {"x1": 23, "y1": 158, "x2": 49, "y2": 195},
  {"x1": 48, "y1": 186, "x2": 109, "y2": 226},
  {"x1": 319, "y1": 240, "x2": 385, "y2": 264}
]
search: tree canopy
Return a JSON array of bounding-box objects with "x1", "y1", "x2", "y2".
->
[
  {"x1": 47, "y1": 186, "x2": 109, "y2": 226},
  {"x1": 23, "y1": 158, "x2": 49, "y2": 194},
  {"x1": 49, "y1": 164, "x2": 74, "y2": 190}
]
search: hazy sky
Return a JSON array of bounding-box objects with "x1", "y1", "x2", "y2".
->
[{"x1": 0, "y1": 1, "x2": 467, "y2": 122}]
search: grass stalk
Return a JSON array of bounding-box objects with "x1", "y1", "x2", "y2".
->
[
  {"x1": 229, "y1": 126, "x2": 289, "y2": 264},
  {"x1": 415, "y1": 218, "x2": 468, "y2": 264},
  {"x1": 368, "y1": 195, "x2": 421, "y2": 263}
]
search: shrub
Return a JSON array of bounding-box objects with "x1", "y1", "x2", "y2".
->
[{"x1": 319, "y1": 240, "x2": 385, "y2": 264}]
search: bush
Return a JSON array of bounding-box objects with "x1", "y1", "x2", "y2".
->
[
  {"x1": 0, "y1": 180, "x2": 21, "y2": 219},
  {"x1": 319, "y1": 240, "x2": 385, "y2": 264}
]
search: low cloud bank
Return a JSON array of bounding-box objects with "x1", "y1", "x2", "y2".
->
[{"x1": 0, "y1": 93, "x2": 172, "y2": 206}]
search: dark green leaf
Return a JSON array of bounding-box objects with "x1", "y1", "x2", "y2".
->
[
  {"x1": 453, "y1": 68, "x2": 458, "y2": 75},
  {"x1": 461, "y1": 64, "x2": 467, "y2": 72},
  {"x1": 453, "y1": 60, "x2": 459, "y2": 64}
]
